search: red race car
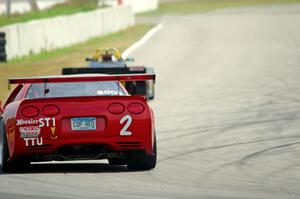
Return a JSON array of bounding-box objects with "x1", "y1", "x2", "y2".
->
[{"x1": 0, "y1": 74, "x2": 156, "y2": 172}]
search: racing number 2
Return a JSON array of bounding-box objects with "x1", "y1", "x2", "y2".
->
[{"x1": 120, "y1": 115, "x2": 132, "y2": 136}]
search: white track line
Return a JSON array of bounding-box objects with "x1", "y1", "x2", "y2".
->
[{"x1": 122, "y1": 24, "x2": 163, "y2": 58}]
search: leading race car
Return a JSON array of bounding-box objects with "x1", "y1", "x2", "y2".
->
[
  {"x1": 62, "y1": 48, "x2": 155, "y2": 100},
  {"x1": 0, "y1": 74, "x2": 156, "y2": 172}
]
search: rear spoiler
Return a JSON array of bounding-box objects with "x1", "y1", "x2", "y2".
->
[{"x1": 9, "y1": 74, "x2": 155, "y2": 88}]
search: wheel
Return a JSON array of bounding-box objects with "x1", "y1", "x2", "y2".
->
[
  {"x1": 0, "y1": 53, "x2": 6, "y2": 62},
  {"x1": 126, "y1": 135, "x2": 157, "y2": 171},
  {"x1": 135, "y1": 81, "x2": 147, "y2": 96},
  {"x1": 147, "y1": 80, "x2": 155, "y2": 100},
  {"x1": 146, "y1": 67, "x2": 155, "y2": 100},
  {"x1": 0, "y1": 119, "x2": 12, "y2": 172},
  {"x1": 108, "y1": 158, "x2": 126, "y2": 166},
  {"x1": 0, "y1": 38, "x2": 5, "y2": 45},
  {"x1": 0, "y1": 120, "x2": 29, "y2": 173}
]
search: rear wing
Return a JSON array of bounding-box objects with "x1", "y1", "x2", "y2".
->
[
  {"x1": 9, "y1": 74, "x2": 155, "y2": 87},
  {"x1": 62, "y1": 67, "x2": 147, "y2": 75}
]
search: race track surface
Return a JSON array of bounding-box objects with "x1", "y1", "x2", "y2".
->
[{"x1": 1, "y1": 5, "x2": 300, "y2": 199}]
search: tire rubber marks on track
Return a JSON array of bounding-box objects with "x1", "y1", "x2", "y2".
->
[
  {"x1": 239, "y1": 141, "x2": 300, "y2": 165},
  {"x1": 158, "y1": 135, "x2": 300, "y2": 163}
]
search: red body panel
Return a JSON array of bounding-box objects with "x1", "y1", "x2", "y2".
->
[{"x1": 2, "y1": 80, "x2": 155, "y2": 162}]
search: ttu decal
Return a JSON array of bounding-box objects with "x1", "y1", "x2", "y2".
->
[{"x1": 24, "y1": 137, "x2": 43, "y2": 147}]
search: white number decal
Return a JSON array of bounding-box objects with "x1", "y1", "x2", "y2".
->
[{"x1": 120, "y1": 115, "x2": 132, "y2": 136}]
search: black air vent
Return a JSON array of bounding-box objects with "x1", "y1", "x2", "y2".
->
[{"x1": 117, "y1": 141, "x2": 142, "y2": 148}]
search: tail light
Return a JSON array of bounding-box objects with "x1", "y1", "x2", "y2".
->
[
  {"x1": 127, "y1": 102, "x2": 145, "y2": 114},
  {"x1": 108, "y1": 103, "x2": 125, "y2": 114},
  {"x1": 42, "y1": 105, "x2": 60, "y2": 116},
  {"x1": 22, "y1": 106, "x2": 39, "y2": 118}
]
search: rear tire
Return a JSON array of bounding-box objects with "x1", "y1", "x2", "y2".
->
[
  {"x1": 146, "y1": 67, "x2": 155, "y2": 100},
  {"x1": 126, "y1": 135, "x2": 157, "y2": 171},
  {"x1": 0, "y1": 120, "x2": 29, "y2": 173},
  {"x1": 135, "y1": 81, "x2": 147, "y2": 97},
  {"x1": 0, "y1": 120, "x2": 12, "y2": 172},
  {"x1": 0, "y1": 38, "x2": 5, "y2": 45},
  {"x1": 147, "y1": 80, "x2": 155, "y2": 100},
  {"x1": 0, "y1": 53, "x2": 6, "y2": 62}
]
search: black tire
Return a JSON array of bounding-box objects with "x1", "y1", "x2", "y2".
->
[
  {"x1": 135, "y1": 81, "x2": 147, "y2": 96},
  {"x1": 126, "y1": 135, "x2": 157, "y2": 171},
  {"x1": 108, "y1": 158, "x2": 126, "y2": 166},
  {"x1": 146, "y1": 67, "x2": 155, "y2": 100},
  {"x1": 0, "y1": 120, "x2": 12, "y2": 172},
  {"x1": 0, "y1": 38, "x2": 5, "y2": 46},
  {"x1": 0, "y1": 53, "x2": 7, "y2": 62},
  {"x1": 147, "y1": 80, "x2": 155, "y2": 100},
  {"x1": 0, "y1": 120, "x2": 29, "y2": 173}
]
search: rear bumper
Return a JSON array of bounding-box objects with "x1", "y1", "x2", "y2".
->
[{"x1": 12, "y1": 134, "x2": 153, "y2": 161}]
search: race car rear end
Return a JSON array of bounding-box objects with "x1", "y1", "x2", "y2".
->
[{"x1": 0, "y1": 74, "x2": 156, "y2": 172}]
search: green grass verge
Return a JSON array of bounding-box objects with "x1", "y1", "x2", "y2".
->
[
  {"x1": 0, "y1": 24, "x2": 153, "y2": 102},
  {"x1": 0, "y1": 0, "x2": 100, "y2": 27},
  {"x1": 144, "y1": 0, "x2": 300, "y2": 15}
]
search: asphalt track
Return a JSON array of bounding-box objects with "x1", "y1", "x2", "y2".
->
[{"x1": 1, "y1": 5, "x2": 300, "y2": 199}]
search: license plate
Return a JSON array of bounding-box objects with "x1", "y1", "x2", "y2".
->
[{"x1": 71, "y1": 117, "x2": 96, "y2": 131}]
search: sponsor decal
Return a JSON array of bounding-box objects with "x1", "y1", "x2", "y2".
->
[
  {"x1": 50, "y1": 127, "x2": 58, "y2": 140},
  {"x1": 97, "y1": 90, "x2": 119, "y2": 95},
  {"x1": 23, "y1": 137, "x2": 43, "y2": 147},
  {"x1": 39, "y1": 117, "x2": 56, "y2": 127},
  {"x1": 17, "y1": 118, "x2": 56, "y2": 127},
  {"x1": 17, "y1": 118, "x2": 39, "y2": 126},
  {"x1": 19, "y1": 126, "x2": 41, "y2": 138},
  {"x1": 129, "y1": 67, "x2": 145, "y2": 72},
  {"x1": 17, "y1": 117, "x2": 58, "y2": 144}
]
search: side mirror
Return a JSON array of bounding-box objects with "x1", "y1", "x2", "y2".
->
[{"x1": 0, "y1": 100, "x2": 3, "y2": 116}]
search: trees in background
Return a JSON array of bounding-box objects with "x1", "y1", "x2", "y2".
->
[
  {"x1": 5, "y1": 0, "x2": 39, "y2": 15},
  {"x1": 4, "y1": 0, "x2": 100, "y2": 16},
  {"x1": 28, "y1": 0, "x2": 39, "y2": 11}
]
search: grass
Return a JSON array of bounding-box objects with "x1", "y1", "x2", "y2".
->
[
  {"x1": 0, "y1": 0, "x2": 99, "y2": 27},
  {"x1": 144, "y1": 0, "x2": 300, "y2": 15},
  {"x1": 0, "y1": 24, "x2": 153, "y2": 102}
]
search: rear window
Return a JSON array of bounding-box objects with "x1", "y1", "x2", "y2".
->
[{"x1": 26, "y1": 81, "x2": 126, "y2": 99}]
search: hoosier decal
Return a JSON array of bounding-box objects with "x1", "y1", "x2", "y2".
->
[
  {"x1": 17, "y1": 118, "x2": 56, "y2": 127},
  {"x1": 17, "y1": 119, "x2": 39, "y2": 126}
]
